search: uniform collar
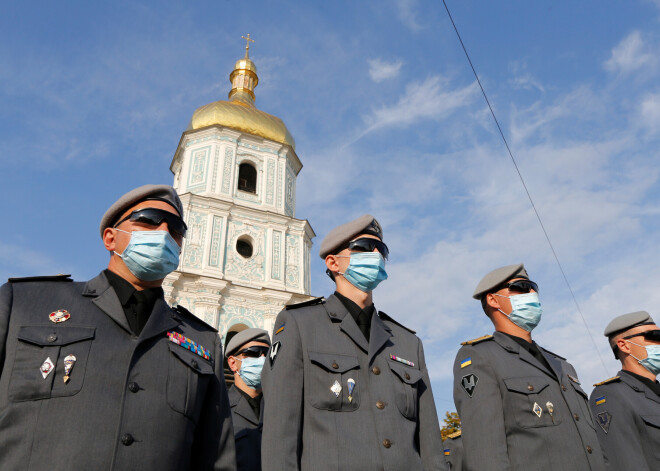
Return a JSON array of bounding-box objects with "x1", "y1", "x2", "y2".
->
[{"x1": 619, "y1": 370, "x2": 660, "y2": 402}]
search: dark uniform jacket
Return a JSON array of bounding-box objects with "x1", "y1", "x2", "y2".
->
[
  {"x1": 261, "y1": 294, "x2": 446, "y2": 471},
  {"x1": 453, "y1": 331, "x2": 605, "y2": 471},
  {"x1": 0, "y1": 272, "x2": 236, "y2": 471},
  {"x1": 589, "y1": 370, "x2": 660, "y2": 470},
  {"x1": 443, "y1": 431, "x2": 464, "y2": 471},
  {"x1": 228, "y1": 385, "x2": 262, "y2": 471}
]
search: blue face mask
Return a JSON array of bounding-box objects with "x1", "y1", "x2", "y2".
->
[
  {"x1": 239, "y1": 356, "x2": 266, "y2": 389},
  {"x1": 338, "y1": 252, "x2": 388, "y2": 292},
  {"x1": 495, "y1": 292, "x2": 543, "y2": 332},
  {"x1": 114, "y1": 230, "x2": 180, "y2": 281},
  {"x1": 627, "y1": 342, "x2": 660, "y2": 376}
]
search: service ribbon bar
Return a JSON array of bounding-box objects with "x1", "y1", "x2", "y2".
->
[
  {"x1": 390, "y1": 354, "x2": 415, "y2": 367},
  {"x1": 167, "y1": 331, "x2": 212, "y2": 361}
]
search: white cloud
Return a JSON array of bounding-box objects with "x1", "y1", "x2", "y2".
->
[
  {"x1": 604, "y1": 31, "x2": 657, "y2": 75},
  {"x1": 360, "y1": 76, "x2": 478, "y2": 137},
  {"x1": 638, "y1": 92, "x2": 660, "y2": 133},
  {"x1": 509, "y1": 61, "x2": 545, "y2": 93},
  {"x1": 395, "y1": 0, "x2": 422, "y2": 31},
  {"x1": 367, "y1": 58, "x2": 403, "y2": 82}
]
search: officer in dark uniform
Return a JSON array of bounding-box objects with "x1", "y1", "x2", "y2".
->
[
  {"x1": 0, "y1": 184, "x2": 236, "y2": 470},
  {"x1": 261, "y1": 214, "x2": 445, "y2": 471},
  {"x1": 590, "y1": 311, "x2": 660, "y2": 470},
  {"x1": 443, "y1": 430, "x2": 464, "y2": 470},
  {"x1": 225, "y1": 327, "x2": 270, "y2": 471},
  {"x1": 453, "y1": 263, "x2": 605, "y2": 471}
]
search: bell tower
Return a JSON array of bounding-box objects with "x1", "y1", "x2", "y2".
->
[{"x1": 164, "y1": 36, "x2": 315, "y2": 335}]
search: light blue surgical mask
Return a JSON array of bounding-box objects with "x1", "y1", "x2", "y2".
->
[
  {"x1": 626, "y1": 341, "x2": 660, "y2": 376},
  {"x1": 114, "y1": 229, "x2": 180, "y2": 281},
  {"x1": 239, "y1": 356, "x2": 266, "y2": 389},
  {"x1": 338, "y1": 252, "x2": 388, "y2": 292},
  {"x1": 495, "y1": 292, "x2": 543, "y2": 332}
]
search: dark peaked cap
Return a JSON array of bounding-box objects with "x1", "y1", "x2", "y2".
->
[
  {"x1": 604, "y1": 311, "x2": 655, "y2": 337},
  {"x1": 318, "y1": 214, "x2": 383, "y2": 259},
  {"x1": 99, "y1": 184, "x2": 184, "y2": 237},
  {"x1": 473, "y1": 263, "x2": 529, "y2": 299},
  {"x1": 225, "y1": 328, "x2": 271, "y2": 359}
]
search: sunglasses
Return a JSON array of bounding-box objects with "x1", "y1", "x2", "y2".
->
[
  {"x1": 622, "y1": 329, "x2": 660, "y2": 342},
  {"x1": 497, "y1": 279, "x2": 539, "y2": 294},
  {"x1": 235, "y1": 345, "x2": 269, "y2": 358},
  {"x1": 347, "y1": 238, "x2": 389, "y2": 260},
  {"x1": 114, "y1": 208, "x2": 187, "y2": 238}
]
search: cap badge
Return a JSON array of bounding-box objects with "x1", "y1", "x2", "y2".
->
[{"x1": 49, "y1": 309, "x2": 70, "y2": 323}]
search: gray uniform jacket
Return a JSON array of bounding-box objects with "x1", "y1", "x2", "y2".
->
[
  {"x1": 444, "y1": 433, "x2": 464, "y2": 471},
  {"x1": 453, "y1": 331, "x2": 605, "y2": 471},
  {"x1": 261, "y1": 294, "x2": 446, "y2": 471},
  {"x1": 0, "y1": 272, "x2": 236, "y2": 471},
  {"x1": 228, "y1": 385, "x2": 262, "y2": 471},
  {"x1": 589, "y1": 371, "x2": 660, "y2": 470}
]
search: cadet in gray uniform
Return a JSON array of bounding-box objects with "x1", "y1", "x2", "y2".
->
[
  {"x1": 261, "y1": 215, "x2": 445, "y2": 471},
  {"x1": 453, "y1": 263, "x2": 605, "y2": 471},
  {"x1": 0, "y1": 185, "x2": 236, "y2": 471},
  {"x1": 589, "y1": 311, "x2": 660, "y2": 470},
  {"x1": 225, "y1": 327, "x2": 270, "y2": 471},
  {"x1": 443, "y1": 430, "x2": 464, "y2": 471}
]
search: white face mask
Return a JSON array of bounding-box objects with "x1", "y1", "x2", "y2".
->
[
  {"x1": 625, "y1": 340, "x2": 660, "y2": 376},
  {"x1": 494, "y1": 292, "x2": 543, "y2": 332}
]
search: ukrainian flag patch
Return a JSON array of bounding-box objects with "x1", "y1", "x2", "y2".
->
[
  {"x1": 275, "y1": 323, "x2": 285, "y2": 334},
  {"x1": 460, "y1": 357, "x2": 472, "y2": 368},
  {"x1": 595, "y1": 396, "x2": 606, "y2": 405},
  {"x1": 444, "y1": 448, "x2": 450, "y2": 456}
]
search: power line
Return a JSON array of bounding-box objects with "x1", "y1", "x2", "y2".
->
[{"x1": 441, "y1": 0, "x2": 608, "y2": 374}]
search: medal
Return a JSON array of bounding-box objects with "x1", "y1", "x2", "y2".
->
[
  {"x1": 347, "y1": 378, "x2": 355, "y2": 403},
  {"x1": 40, "y1": 357, "x2": 54, "y2": 379},
  {"x1": 49, "y1": 309, "x2": 70, "y2": 323},
  {"x1": 330, "y1": 380, "x2": 342, "y2": 398},
  {"x1": 63, "y1": 354, "x2": 77, "y2": 383}
]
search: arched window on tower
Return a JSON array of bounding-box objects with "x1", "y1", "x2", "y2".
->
[{"x1": 238, "y1": 163, "x2": 257, "y2": 193}]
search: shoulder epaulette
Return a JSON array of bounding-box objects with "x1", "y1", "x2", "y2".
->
[
  {"x1": 8, "y1": 274, "x2": 73, "y2": 283},
  {"x1": 446, "y1": 430, "x2": 462, "y2": 439},
  {"x1": 285, "y1": 297, "x2": 325, "y2": 310},
  {"x1": 173, "y1": 304, "x2": 218, "y2": 332},
  {"x1": 539, "y1": 346, "x2": 566, "y2": 360},
  {"x1": 461, "y1": 334, "x2": 493, "y2": 346},
  {"x1": 379, "y1": 311, "x2": 416, "y2": 334},
  {"x1": 593, "y1": 376, "x2": 620, "y2": 387}
]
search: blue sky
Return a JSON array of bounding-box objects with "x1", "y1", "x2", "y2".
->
[{"x1": 3, "y1": 0, "x2": 660, "y2": 412}]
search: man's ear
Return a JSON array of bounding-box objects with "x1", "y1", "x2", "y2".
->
[
  {"x1": 486, "y1": 293, "x2": 500, "y2": 311},
  {"x1": 325, "y1": 254, "x2": 339, "y2": 273},
  {"x1": 103, "y1": 227, "x2": 118, "y2": 252},
  {"x1": 616, "y1": 338, "x2": 631, "y2": 355},
  {"x1": 227, "y1": 356, "x2": 240, "y2": 373}
]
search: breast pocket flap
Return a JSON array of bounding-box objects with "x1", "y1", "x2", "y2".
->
[
  {"x1": 641, "y1": 414, "x2": 660, "y2": 428},
  {"x1": 309, "y1": 351, "x2": 358, "y2": 373},
  {"x1": 17, "y1": 325, "x2": 95, "y2": 346},
  {"x1": 168, "y1": 343, "x2": 214, "y2": 375},
  {"x1": 388, "y1": 361, "x2": 423, "y2": 384},
  {"x1": 503, "y1": 376, "x2": 550, "y2": 394}
]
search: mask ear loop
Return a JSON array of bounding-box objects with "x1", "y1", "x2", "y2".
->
[{"x1": 624, "y1": 339, "x2": 645, "y2": 364}]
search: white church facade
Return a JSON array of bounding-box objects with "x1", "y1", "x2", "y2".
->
[{"x1": 163, "y1": 38, "x2": 315, "y2": 337}]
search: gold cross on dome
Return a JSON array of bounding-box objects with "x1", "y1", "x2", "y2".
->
[{"x1": 242, "y1": 34, "x2": 255, "y2": 57}]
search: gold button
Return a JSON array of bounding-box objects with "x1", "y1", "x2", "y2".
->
[
  {"x1": 562, "y1": 385, "x2": 567, "y2": 391},
  {"x1": 586, "y1": 446, "x2": 593, "y2": 454},
  {"x1": 574, "y1": 413, "x2": 580, "y2": 421},
  {"x1": 527, "y1": 385, "x2": 534, "y2": 391},
  {"x1": 372, "y1": 367, "x2": 380, "y2": 375},
  {"x1": 404, "y1": 373, "x2": 410, "y2": 380},
  {"x1": 376, "y1": 401, "x2": 385, "y2": 409},
  {"x1": 332, "y1": 362, "x2": 339, "y2": 369},
  {"x1": 383, "y1": 439, "x2": 391, "y2": 448}
]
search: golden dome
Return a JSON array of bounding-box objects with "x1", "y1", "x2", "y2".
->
[{"x1": 188, "y1": 35, "x2": 296, "y2": 150}]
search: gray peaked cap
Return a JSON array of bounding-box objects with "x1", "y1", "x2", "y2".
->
[
  {"x1": 604, "y1": 311, "x2": 655, "y2": 338},
  {"x1": 319, "y1": 214, "x2": 383, "y2": 259},
  {"x1": 99, "y1": 184, "x2": 184, "y2": 237},
  {"x1": 225, "y1": 328, "x2": 271, "y2": 358},
  {"x1": 472, "y1": 263, "x2": 529, "y2": 299}
]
